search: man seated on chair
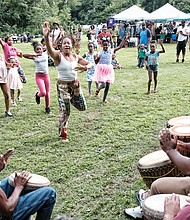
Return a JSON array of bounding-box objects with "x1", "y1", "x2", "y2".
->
[
  {"x1": 0, "y1": 148, "x2": 56, "y2": 220},
  {"x1": 124, "y1": 128, "x2": 190, "y2": 219}
]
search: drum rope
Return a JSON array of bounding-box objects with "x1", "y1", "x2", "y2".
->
[{"x1": 140, "y1": 166, "x2": 183, "y2": 179}]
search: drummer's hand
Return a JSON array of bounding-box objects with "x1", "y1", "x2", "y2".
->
[
  {"x1": 163, "y1": 194, "x2": 180, "y2": 220},
  {"x1": 0, "y1": 149, "x2": 14, "y2": 171},
  {"x1": 159, "y1": 128, "x2": 177, "y2": 153},
  {"x1": 14, "y1": 171, "x2": 32, "y2": 189}
]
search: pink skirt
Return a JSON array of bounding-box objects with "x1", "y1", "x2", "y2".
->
[{"x1": 93, "y1": 64, "x2": 114, "y2": 83}]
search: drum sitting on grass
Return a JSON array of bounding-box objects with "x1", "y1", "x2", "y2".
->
[
  {"x1": 8, "y1": 172, "x2": 50, "y2": 190},
  {"x1": 137, "y1": 150, "x2": 184, "y2": 188}
]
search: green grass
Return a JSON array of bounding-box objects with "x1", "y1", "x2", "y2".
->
[{"x1": 0, "y1": 38, "x2": 189, "y2": 219}]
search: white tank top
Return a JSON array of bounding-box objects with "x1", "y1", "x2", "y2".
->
[{"x1": 56, "y1": 53, "x2": 78, "y2": 81}]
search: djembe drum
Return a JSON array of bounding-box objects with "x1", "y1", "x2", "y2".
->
[
  {"x1": 169, "y1": 125, "x2": 190, "y2": 157},
  {"x1": 137, "y1": 150, "x2": 183, "y2": 188},
  {"x1": 167, "y1": 116, "x2": 190, "y2": 128},
  {"x1": 143, "y1": 194, "x2": 189, "y2": 220},
  {"x1": 8, "y1": 172, "x2": 50, "y2": 190}
]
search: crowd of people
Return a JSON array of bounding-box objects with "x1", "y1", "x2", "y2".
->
[{"x1": 0, "y1": 19, "x2": 190, "y2": 219}]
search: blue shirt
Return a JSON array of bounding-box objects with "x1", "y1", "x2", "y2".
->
[
  {"x1": 146, "y1": 51, "x2": 160, "y2": 66},
  {"x1": 139, "y1": 29, "x2": 151, "y2": 46}
]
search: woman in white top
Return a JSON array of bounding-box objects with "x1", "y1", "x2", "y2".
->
[
  {"x1": 23, "y1": 41, "x2": 51, "y2": 114},
  {"x1": 42, "y1": 21, "x2": 93, "y2": 142}
]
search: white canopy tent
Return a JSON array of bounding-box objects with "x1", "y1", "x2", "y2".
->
[
  {"x1": 147, "y1": 3, "x2": 190, "y2": 21},
  {"x1": 112, "y1": 5, "x2": 150, "y2": 21}
]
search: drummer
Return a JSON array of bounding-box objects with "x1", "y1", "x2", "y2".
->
[
  {"x1": 125, "y1": 128, "x2": 190, "y2": 219},
  {"x1": 0, "y1": 149, "x2": 56, "y2": 220}
]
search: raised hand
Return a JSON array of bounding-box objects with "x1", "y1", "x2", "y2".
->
[
  {"x1": 42, "y1": 21, "x2": 50, "y2": 37},
  {"x1": 0, "y1": 149, "x2": 14, "y2": 171}
]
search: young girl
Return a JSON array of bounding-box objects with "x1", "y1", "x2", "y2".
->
[
  {"x1": 94, "y1": 34, "x2": 129, "y2": 103},
  {"x1": 0, "y1": 35, "x2": 27, "y2": 85},
  {"x1": 145, "y1": 40, "x2": 165, "y2": 96},
  {"x1": 7, "y1": 57, "x2": 23, "y2": 107},
  {"x1": 82, "y1": 42, "x2": 98, "y2": 96},
  {"x1": 23, "y1": 41, "x2": 51, "y2": 114},
  {"x1": 0, "y1": 54, "x2": 12, "y2": 116}
]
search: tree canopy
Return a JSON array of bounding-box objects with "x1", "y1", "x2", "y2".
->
[{"x1": 0, "y1": 0, "x2": 190, "y2": 35}]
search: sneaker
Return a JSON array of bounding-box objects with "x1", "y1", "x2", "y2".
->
[
  {"x1": 102, "y1": 100, "x2": 108, "y2": 103},
  {"x1": 17, "y1": 96, "x2": 22, "y2": 101},
  {"x1": 176, "y1": 58, "x2": 179, "y2": 62},
  {"x1": 182, "y1": 59, "x2": 185, "y2": 63},
  {"x1": 35, "y1": 92, "x2": 40, "y2": 104},
  {"x1": 124, "y1": 206, "x2": 143, "y2": 219},
  {"x1": 136, "y1": 189, "x2": 145, "y2": 207},
  {"x1": 5, "y1": 111, "x2": 13, "y2": 117},
  {"x1": 45, "y1": 107, "x2": 52, "y2": 115}
]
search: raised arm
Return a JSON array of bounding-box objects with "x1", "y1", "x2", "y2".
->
[
  {"x1": 159, "y1": 39, "x2": 165, "y2": 53},
  {"x1": 0, "y1": 38, "x2": 4, "y2": 47},
  {"x1": 114, "y1": 33, "x2": 130, "y2": 53},
  {"x1": 42, "y1": 22, "x2": 60, "y2": 65}
]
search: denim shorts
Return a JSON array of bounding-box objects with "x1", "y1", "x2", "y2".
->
[{"x1": 148, "y1": 65, "x2": 158, "y2": 72}]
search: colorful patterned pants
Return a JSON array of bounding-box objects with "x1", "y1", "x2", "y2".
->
[{"x1": 57, "y1": 80, "x2": 86, "y2": 138}]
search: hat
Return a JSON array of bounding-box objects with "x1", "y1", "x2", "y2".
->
[{"x1": 53, "y1": 22, "x2": 59, "y2": 26}]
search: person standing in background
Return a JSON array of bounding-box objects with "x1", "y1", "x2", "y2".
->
[{"x1": 176, "y1": 20, "x2": 188, "y2": 63}]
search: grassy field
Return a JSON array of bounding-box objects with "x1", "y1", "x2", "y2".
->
[{"x1": 0, "y1": 37, "x2": 189, "y2": 220}]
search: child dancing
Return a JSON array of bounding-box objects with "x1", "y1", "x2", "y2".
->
[
  {"x1": 7, "y1": 57, "x2": 23, "y2": 107},
  {"x1": 94, "y1": 34, "x2": 129, "y2": 103},
  {"x1": 145, "y1": 40, "x2": 165, "y2": 96},
  {"x1": 82, "y1": 42, "x2": 98, "y2": 96},
  {"x1": 23, "y1": 41, "x2": 52, "y2": 114}
]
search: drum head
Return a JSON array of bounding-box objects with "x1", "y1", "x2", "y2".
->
[
  {"x1": 168, "y1": 116, "x2": 190, "y2": 127},
  {"x1": 169, "y1": 125, "x2": 190, "y2": 137},
  {"x1": 143, "y1": 194, "x2": 189, "y2": 219},
  {"x1": 138, "y1": 150, "x2": 170, "y2": 168},
  {"x1": 8, "y1": 173, "x2": 50, "y2": 190}
]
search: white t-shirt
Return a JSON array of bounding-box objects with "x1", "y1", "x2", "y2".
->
[
  {"x1": 177, "y1": 26, "x2": 188, "y2": 42},
  {"x1": 51, "y1": 28, "x2": 61, "y2": 42},
  {"x1": 33, "y1": 51, "x2": 48, "y2": 74}
]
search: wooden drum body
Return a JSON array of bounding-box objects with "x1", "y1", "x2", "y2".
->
[
  {"x1": 137, "y1": 150, "x2": 183, "y2": 188},
  {"x1": 143, "y1": 194, "x2": 189, "y2": 220},
  {"x1": 8, "y1": 173, "x2": 50, "y2": 190}
]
